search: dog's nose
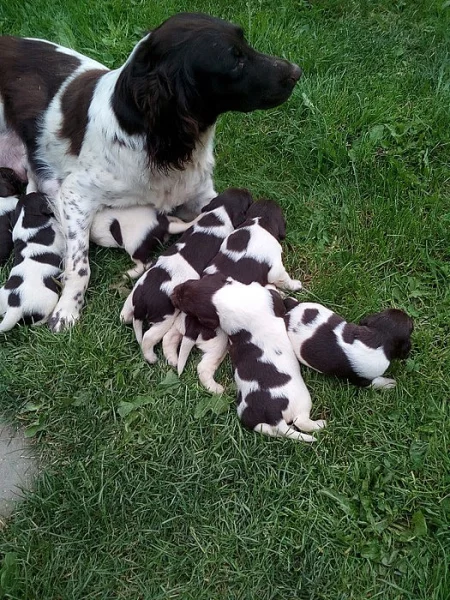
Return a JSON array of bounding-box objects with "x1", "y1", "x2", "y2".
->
[{"x1": 290, "y1": 63, "x2": 302, "y2": 82}]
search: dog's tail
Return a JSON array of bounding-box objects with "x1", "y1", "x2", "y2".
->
[
  {"x1": 0, "y1": 308, "x2": 23, "y2": 332},
  {"x1": 177, "y1": 335, "x2": 196, "y2": 375},
  {"x1": 167, "y1": 216, "x2": 198, "y2": 235},
  {"x1": 133, "y1": 318, "x2": 143, "y2": 344}
]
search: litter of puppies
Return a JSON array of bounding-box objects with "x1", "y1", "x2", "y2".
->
[{"x1": 0, "y1": 183, "x2": 413, "y2": 441}]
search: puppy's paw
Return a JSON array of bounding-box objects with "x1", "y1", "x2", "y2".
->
[
  {"x1": 371, "y1": 377, "x2": 396, "y2": 390},
  {"x1": 143, "y1": 348, "x2": 158, "y2": 364},
  {"x1": 289, "y1": 279, "x2": 303, "y2": 292},
  {"x1": 205, "y1": 381, "x2": 225, "y2": 395},
  {"x1": 48, "y1": 304, "x2": 80, "y2": 332}
]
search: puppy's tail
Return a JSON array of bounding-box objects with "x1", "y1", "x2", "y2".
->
[
  {"x1": 167, "y1": 216, "x2": 198, "y2": 235},
  {"x1": 133, "y1": 318, "x2": 143, "y2": 345},
  {"x1": 0, "y1": 308, "x2": 22, "y2": 333},
  {"x1": 177, "y1": 336, "x2": 196, "y2": 376}
]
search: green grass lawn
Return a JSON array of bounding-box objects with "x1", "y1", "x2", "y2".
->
[{"x1": 0, "y1": 0, "x2": 449, "y2": 598}]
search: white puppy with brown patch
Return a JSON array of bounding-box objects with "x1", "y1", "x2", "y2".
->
[
  {"x1": 90, "y1": 206, "x2": 195, "y2": 278},
  {"x1": 172, "y1": 274, "x2": 326, "y2": 441},
  {"x1": 0, "y1": 192, "x2": 64, "y2": 332},
  {"x1": 283, "y1": 299, "x2": 413, "y2": 389}
]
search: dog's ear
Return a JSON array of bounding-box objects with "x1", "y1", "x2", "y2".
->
[
  {"x1": 171, "y1": 281, "x2": 220, "y2": 330},
  {"x1": 277, "y1": 214, "x2": 287, "y2": 240},
  {"x1": 283, "y1": 296, "x2": 299, "y2": 312},
  {"x1": 202, "y1": 188, "x2": 253, "y2": 225},
  {"x1": 268, "y1": 289, "x2": 286, "y2": 318}
]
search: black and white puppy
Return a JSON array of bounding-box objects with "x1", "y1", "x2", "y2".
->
[
  {"x1": 163, "y1": 199, "x2": 302, "y2": 393},
  {"x1": 283, "y1": 299, "x2": 413, "y2": 388},
  {"x1": 0, "y1": 192, "x2": 64, "y2": 331},
  {"x1": 90, "y1": 206, "x2": 196, "y2": 278},
  {"x1": 0, "y1": 13, "x2": 302, "y2": 331},
  {"x1": 120, "y1": 188, "x2": 253, "y2": 363},
  {"x1": 172, "y1": 275, "x2": 326, "y2": 441},
  {"x1": 0, "y1": 167, "x2": 24, "y2": 264}
]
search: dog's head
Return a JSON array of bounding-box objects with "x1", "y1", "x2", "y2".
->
[
  {"x1": 245, "y1": 199, "x2": 287, "y2": 240},
  {"x1": 172, "y1": 274, "x2": 229, "y2": 330},
  {"x1": 202, "y1": 188, "x2": 253, "y2": 227},
  {"x1": 0, "y1": 167, "x2": 24, "y2": 198},
  {"x1": 359, "y1": 308, "x2": 414, "y2": 360},
  {"x1": 114, "y1": 13, "x2": 302, "y2": 170}
]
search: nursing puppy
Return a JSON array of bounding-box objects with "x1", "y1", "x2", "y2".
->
[
  {"x1": 120, "y1": 188, "x2": 253, "y2": 363},
  {"x1": 284, "y1": 299, "x2": 413, "y2": 388},
  {"x1": 0, "y1": 192, "x2": 64, "y2": 331},
  {"x1": 172, "y1": 275, "x2": 326, "y2": 441},
  {"x1": 163, "y1": 199, "x2": 302, "y2": 393},
  {"x1": 0, "y1": 167, "x2": 24, "y2": 264},
  {"x1": 90, "y1": 206, "x2": 196, "y2": 278}
]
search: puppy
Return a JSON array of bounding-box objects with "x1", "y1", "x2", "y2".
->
[
  {"x1": 283, "y1": 299, "x2": 413, "y2": 388},
  {"x1": 120, "y1": 188, "x2": 253, "y2": 363},
  {"x1": 163, "y1": 199, "x2": 302, "y2": 394},
  {"x1": 90, "y1": 206, "x2": 196, "y2": 278},
  {"x1": 172, "y1": 275, "x2": 326, "y2": 441},
  {"x1": 0, "y1": 167, "x2": 24, "y2": 264},
  {"x1": 0, "y1": 192, "x2": 64, "y2": 332}
]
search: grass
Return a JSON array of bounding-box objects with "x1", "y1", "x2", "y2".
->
[{"x1": 0, "y1": 0, "x2": 449, "y2": 598}]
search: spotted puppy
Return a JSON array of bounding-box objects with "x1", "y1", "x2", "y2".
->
[
  {"x1": 120, "y1": 188, "x2": 253, "y2": 363},
  {"x1": 172, "y1": 275, "x2": 326, "y2": 441},
  {"x1": 283, "y1": 299, "x2": 413, "y2": 388},
  {"x1": 163, "y1": 199, "x2": 302, "y2": 393},
  {"x1": 0, "y1": 167, "x2": 24, "y2": 264},
  {"x1": 0, "y1": 192, "x2": 64, "y2": 332},
  {"x1": 90, "y1": 206, "x2": 196, "y2": 278}
]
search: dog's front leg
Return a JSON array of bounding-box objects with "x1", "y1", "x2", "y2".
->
[
  {"x1": 267, "y1": 261, "x2": 302, "y2": 292},
  {"x1": 48, "y1": 178, "x2": 95, "y2": 332}
]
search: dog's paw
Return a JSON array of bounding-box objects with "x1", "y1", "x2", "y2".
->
[
  {"x1": 371, "y1": 377, "x2": 396, "y2": 390},
  {"x1": 143, "y1": 347, "x2": 158, "y2": 364},
  {"x1": 205, "y1": 381, "x2": 225, "y2": 395},
  {"x1": 48, "y1": 304, "x2": 80, "y2": 332},
  {"x1": 289, "y1": 279, "x2": 303, "y2": 292}
]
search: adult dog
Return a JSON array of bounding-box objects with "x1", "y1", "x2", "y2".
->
[{"x1": 0, "y1": 13, "x2": 302, "y2": 331}]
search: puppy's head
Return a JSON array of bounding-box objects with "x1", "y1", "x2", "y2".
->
[
  {"x1": 16, "y1": 193, "x2": 54, "y2": 228},
  {"x1": 0, "y1": 168, "x2": 24, "y2": 198},
  {"x1": 202, "y1": 188, "x2": 253, "y2": 227},
  {"x1": 172, "y1": 274, "x2": 229, "y2": 330},
  {"x1": 359, "y1": 308, "x2": 414, "y2": 360},
  {"x1": 245, "y1": 199, "x2": 286, "y2": 240}
]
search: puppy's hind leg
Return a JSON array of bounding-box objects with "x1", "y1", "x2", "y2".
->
[
  {"x1": 141, "y1": 313, "x2": 178, "y2": 364},
  {"x1": 196, "y1": 331, "x2": 228, "y2": 394},
  {"x1": 370, "y1": 377, "x2": 396, "y2": 390},
  {"x1": 256, "y1": 421, "x2": 317, "y2": 443},
  {"x1": 162, "y1": 322, "x2": 183, "y2": 368},
  {"x1": 292, "y1": 415, "x2": 327, "y2": 432}
]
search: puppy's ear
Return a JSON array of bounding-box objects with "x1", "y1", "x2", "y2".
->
[
  {"x1": 204, "y1": 188, "x2": 253, "y2": 225},
  {"x1": 283, "y1": 296, "x2": 299, "y2": 312},
  {"x1": 171, "y1": 281, "x2": 220, "y2": 330},
  {"x1": 269, "y1": 289, "x2": 286, "y2": 318},
  {"x1": 277, "y1": 214, "x2": 287, "y2": 240}
]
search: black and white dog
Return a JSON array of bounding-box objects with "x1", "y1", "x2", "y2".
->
[
  {"x1": 0, "y1": 167, "x2": 24, "y2": 264},
  {"x1": 120, "y1": 188, "x2": 253, "y2": 363},
  {"x1": 0, "y1": 192, "x2": 64, "y2": 331},
  {"x1": 163, "y1": 199, "x2": 302, "y2": 393},
  {"x1": 0, "y1": 13, "x2": 302, "y2": 331},
  {"x1": 172, "y1": 275, "x2": 326, "y2": 441},
  {"x1": 90, "y1": 206, "x2": 196, "y2": 278},
  {"x1": 283, "y1": 299, "x2": 413, "y2": 388}
]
